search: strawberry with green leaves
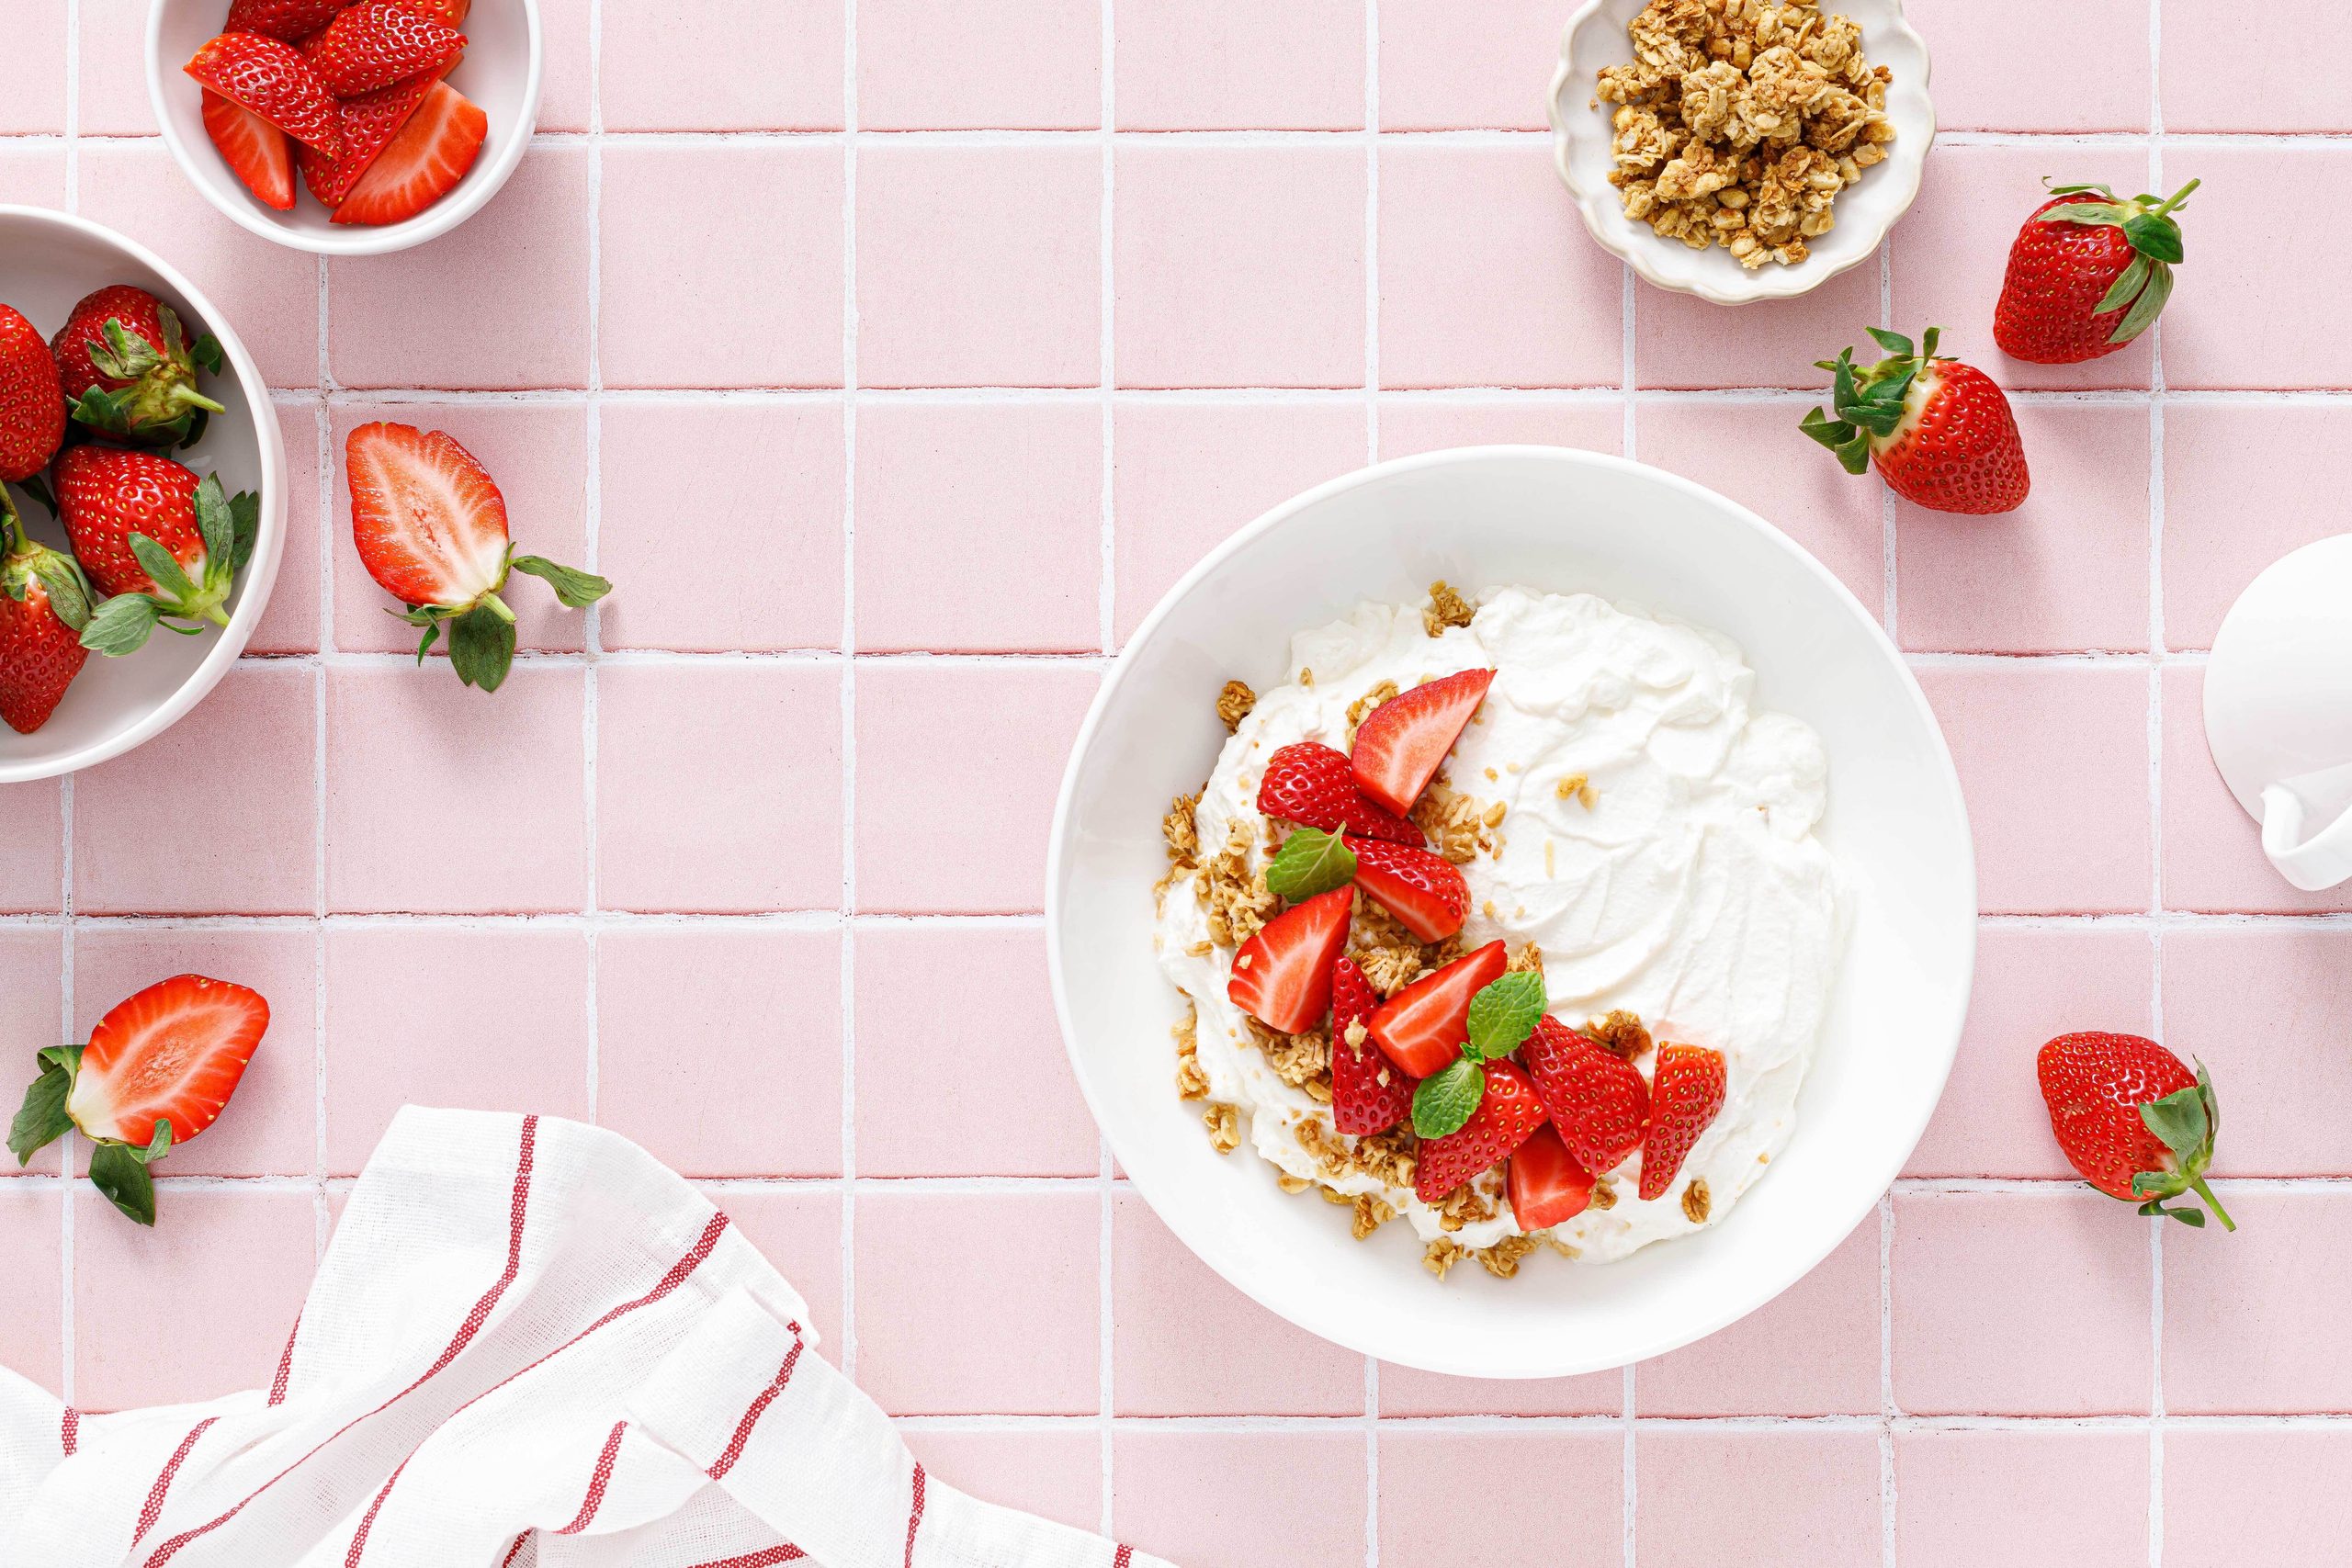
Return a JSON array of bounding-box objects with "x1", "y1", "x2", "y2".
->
[
  {"x1": 2038, "y1": 1032, "x2": 2233, "y2": 1229},
  {"x1": 51, "y1": 284, "x2": 227, "y2": 448},
  {"x1": 0, "y1": 485, "x2": 94, "y2": 734},
  {"x1": 1996, "y1": 180, "x2": 2197, "y2": 365},
  {"x1": 1802, "y1": 327, "x2": 2030, "y2": 515},
  {"x1": 1407, "y1": 969, "x2": 1552, "y2": 1201},
  {"x1": 51, "y1": 446, "x2": 257, "y2": 656}
]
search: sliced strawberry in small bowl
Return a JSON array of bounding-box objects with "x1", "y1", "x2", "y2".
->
[
  {"x1": 1226, "y1": 887, "x2": 1353, "y2": 1037},
  {"x1": 201, "y1": 89, "x2": 295, "y2": 212},
  {"x1": 1351, "y1": 668, "x2": 1495, "y2": 816},
  {"x1": 333, "y1": 83, "x2": 490, "y2": 229},
  {"x1": 296, "y1": 71, "x2": 446, "y2": 210},
  {"x1": 1363, "y1": 940, "x2": 1508, "y2": 1078}
]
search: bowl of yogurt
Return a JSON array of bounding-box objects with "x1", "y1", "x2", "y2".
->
[{"x1": 1047, "y1": 446, "x2": 1974, "y2": 1379}]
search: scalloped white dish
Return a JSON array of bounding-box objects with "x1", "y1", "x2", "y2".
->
[{"x1": 1549, "y1": 0, "x2": 1935, "y2": 305}]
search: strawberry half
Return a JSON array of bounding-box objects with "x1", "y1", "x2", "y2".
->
[
  {"x1": 51, "y1": 446, "x2": 258, "y2": 657},
  {"x1": 1364, "y1": 940, "x2": 1507, "y2": 1079},
  {"x1": 1413, "y1": 1059, "x2": 1546, "y2": 1204},
  {"x1": 1637, "y1": 1043, "x2": 1726, "y2": 1202},
  {"x1": 1996, "y1": 181, "x2": 2197, "y2": 366},
  {"x1": 1508, "y1": 1123, "x2": 1597, "y2": 1231},
  {"x1": 2037, "y1": 1032, "x2": 2233, "y2": 1229},
  {"x1": 1350, "y1": 669, "x2": 1495, "y2": 816},
  {"x1": 1226, "y1": 887, "x2": 1352, "y2": 1036},
  {"x1": 222, "y1": 0, "x2": 345, "y2": 40},
  {"x1": 297, "y1": 71, "x2": 443, "y2": 209},
  {"x1": 1256, "y1": 740, "x2": 1422, "y2": 845},
  {"x1": 1802, "y1": 327, "x2": 2030, "y2": 515},
  {"x1": 50, "y1": 284, "x2": 227, "y2": 448},
  {"x1": 332, "y1": 82, "x2": 489, "y2": 228},
  {"x1": 1329, "y1": 956, "x2": 1414, "y2": 1136},
  {"x1": 185, "y1": 32, "x2": 342, "y2": 159},
  {"x1": 203, "y1": 88, "x2": 296, "y2": 212},
  {"x1": 1343, "y1": 836, "x2": 1467, "y2": 942},
  {"x1": 0, "y1": 487, "x2": 93, "y2": 734},
  {"x1": 307, "y1": 0, "x2": 467, "y2": 98},
  {"x1": 0, "y1": 304, "x2": 64, "y2": 486},
  {"x1": 1521, "y1": 1014, "x2": 1649, "y2": 1173}
]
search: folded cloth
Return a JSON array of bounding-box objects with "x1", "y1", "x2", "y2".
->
[{"x1": 0, "y1": 1108, "x2": 1170, "y2": 1568}]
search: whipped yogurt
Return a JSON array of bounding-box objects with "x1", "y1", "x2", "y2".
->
[{"x1": 1156, "y1": 587, "x2": 1845, "y2": 1263}]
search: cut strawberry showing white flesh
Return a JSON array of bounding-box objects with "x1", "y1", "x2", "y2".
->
[
  {"x1": 1364, "y1": 939, "x2": 1507, "y2": 1078},
  {"x1": 1350, "y1": 668, "x2": 1495, "y2": 816},
  {"x1": 1508, "y1": 1122, "x2": 1597, "y2": 1230},
  {"x1": 201, "y1": 89, "x2": 295, "y2": 212},
  {"x1": 332, "y1": 81, "x2": 487, "y2": 228},
  {"x1": 1226, "y1": 887, "x2": 1352, "y2": 1036}
]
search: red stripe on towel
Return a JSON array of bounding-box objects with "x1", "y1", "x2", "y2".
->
[
  {"x1": 555, "y1": 1420, "x2": 629, "y2": 1535},
  {"x1": 130, "y1": 1417, "x2": 220, "y2": 1547},
  {"x1": 705, "y1": 1324, "x2": 807, "y2": 1483}
]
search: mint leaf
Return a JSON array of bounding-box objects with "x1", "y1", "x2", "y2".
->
[
  {"x1": 510, "y1": 555, "x2": 612, "y2": 610},
  {"x1": 1264, "y1": 828, "x2": 1356, "y2": 901},
  {"x1": 1412, "y1": 1057, "x2": 1485, "y2": 1139},
  {"x1": 89, "y1": 1143, "x2": 156, "y2": 1226},
  {"x1": 8, "y1": 1057, "x2": 75, "y2": 1166},
  {"x1": 1465, "y1": 972, "x2": 1545, "y2": 1061}
]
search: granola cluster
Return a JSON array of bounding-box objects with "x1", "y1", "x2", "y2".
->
[{"x1": 1596, "y1": 0, "x2": 1894, "y2": 269}]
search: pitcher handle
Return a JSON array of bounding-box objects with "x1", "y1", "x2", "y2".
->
[{"x1": 2260, "y1": 781, "x2": 2352, "y2": 892}]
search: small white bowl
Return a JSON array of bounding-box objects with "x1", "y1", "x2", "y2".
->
[
  {"x1": 146, "y1": 0, "x2": 543, "y2": 256},
  {"x1": 0, "y1": 207, "x2": 287, "y2": 784},
  {"x1": 1549, "y1": 0, "x2": 1934, "y2": 305},
  {"x1": 1049, "y1": 446, "x2": 1975, "y2": 1378}
]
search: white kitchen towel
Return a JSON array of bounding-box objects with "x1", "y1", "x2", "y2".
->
[{"x1": 0, "y1": 1108, "x2": 1170, "y2": 1568}]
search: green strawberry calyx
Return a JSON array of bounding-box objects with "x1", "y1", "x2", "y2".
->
[
  {"x1": 8, "y1": 1043, "x2": 173, "y2": 1226},
  {"x1": 1799, "y1": 326, "x2": 1947, "y2": 477},
  {"x1": 0, "y1": 487, "x2": 93, "y2": 636},
  {"x1": 393, "y1": 547, "x2": 613, "y2": 694},
  {"x1": 67, "y1": 307, "x2": 228, "y2": 450},
  {"x1": 76, "y1": 473, "x2": 260, "y2": 659},
  {"x1": 2036, "y1": 177, "x2": 2199, "y2": 346},
  {"x1": 2129, "y1": 1056, "x2": 2234, "y2": 1231}
]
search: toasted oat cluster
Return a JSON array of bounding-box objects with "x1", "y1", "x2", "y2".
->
[{"x1": 1595, "y1": 0, "x2": 1894, "y2": 269}]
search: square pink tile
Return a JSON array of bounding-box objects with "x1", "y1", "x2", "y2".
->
[
  {"x1": 1908, "y1": 923, "x2": 2154, "y2": 1178},
  {"x1": 2163, "y1": 1428, "x2": 2352, "y2": 1559},
  {"x1": 1635, "y1": 1218, "x2": 1880, "y2": 1415},
  {"x1": 859, "y1": 0, "x2": 1099, "y2": 130},
  {"x1": 1891, "y1": 142, "x2": 2155, "y2": 392},
  {"x1": 594, "y1": 662, "x2": 844, "y2": 912},
  {"x1": 856, "y1": 401, "x2": 1102, "y2": 651},
  {"x1": 322, "y1": 924, "x2": 589, "y2": 1173},
  {"x1": 1111, "y1": 1192, "x2": 1363, "y2": 1415},
  {"x1": 330, "y1": 401, "x2": 589, "y2": 655},
  {"x1": 1380, "y1": 0, "x2": 1562, "y2": 130},
  {"x1": 72, "y1": 925, "x2": 317, "y2": 1179},
  {"x1": 2164, "y1": 1189, "x2": 2352, "y2": 1412},
  {"x1": 1115, "y1": 0, "x2": 1363, "y2": 130},
  {"x1": 74, "y1": 1187, "x2": 313, "y2": 1408},
  {"x1": 1114, "y1": 144, "x2": 1365, "y2": 389},
  {"x1": 0, "y1": 931, "x2": 65, "y2": 1153},
  {"x1": 856, "y1": 145, "x2": 1099, "y2": 389},
  {"x1": 1905, "y1": 0, "x2": 2149, "y2": 130},
  {"x1": 1892, "y1": 1189, "x2": 2152, "y2": 1414},
  {"x1": 2160, "y1": 666, "x2": 2352, "y2": 915},
  {"x1": 1897, "y1": 402, "x2": 2152, "y2": 652},
  {"x1": 251, "y1": 399, "x2": 322, "y2": 655},
  {"x1": 78, "y1": 141, "x2": 321, "y2": 390},
  {"x1": 2163, "y1": 0, "x2": 2351, "y2": 130},
  {"x1": 1894, "y1": 1428, "x2": 2147, "y2": 1567},
  {"x1": 1112, "y1": 1429, "x2": 1365, "y2": 1568},
  {"x1": 1635, "y1": 399, "x2": 1885, "y2": 615},
  {"x1": 2164, "y1": 403, "x2": 2352, "y2": 650},
  {"x1": 1378, "y1": 397, "x2": 1623, "y2": 460},
  {"x1": 324, "y1": 665, "x2": 586, "y2": 914},
  {"x1": 853, "y1": 661, "x2": 1099, "y2": 912},
  {"x1": 0, "y1": 1187, "x2": 61, "y2": 1391},
  {"x1": 601, "y1": 0, "x2": 842, "y2": 130},
  {"x1": 1379, "y1": 141, "x2": 1622, "y2": 389},
  {"x1": 853, "y1": 1188, "x2": 1097, "y2": 1414},
  {"x1": 0, "y1": 2, "x2": 64, "y2": 133},
  {"x1": 330, "y1": 146, "x2": 591, "y2": 389},
  {"x1": 1917, "y1": 663, "x2": 2152, "y2": 914},
  {"x1": 73, "y1": 662, "x2": 317, "y2": 915},
  {"x1": 1635, "y1": 263, "x2": 1881, "y2": 389},
  {"x1": 0, "y1": 142, "x2": 67, "y2": 208},
  {"x1": 600, "y1": 142, "x2": 842, "y2": 389},
  {"x1": 536, "y1": 0, "x2": 594, "y2": 132},
  {"x1": 1375, "y1": 1361, "x2": 1622, "y2": 1417},
  {"x1": 1113, "y1": 400, "x2": 1365, "y2": 642},
  {"x1": 904, "y1": 1428, "x2": 1102, "y2": 1535},
  {"x1": 599, "y1": 401, "x2": 843, "y2": 651},
  {"x1": 1378, "y1": 1430, "x2": 1620, "y2": 1565},
  {"x1": 853, "y1": 924, "x2": 1097, "y2": 1177},
  {"x1": 2163, "y1": 928, "x2": 2352, "y2": 1175},
  {"x1": 1634, "y1": 1427, "x2": 1882, "y2": 1567},
  {"x1": 77, "y1": 0, "x2": 155, "y2": 136},
  {"x1": 600, "y1": 927, "x2": 842, "y2": 1177},
  {"x1": 2151, "y1": 145, "x2": 2352, "y2": 389},
  {"x1": 710, "y1": 1184, "x2": 844, "y2": 1353},
  {"x1": 0, "y1": 779, "x2": 63, "y2": 912}
]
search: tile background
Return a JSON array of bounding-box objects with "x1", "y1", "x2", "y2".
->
[{"x1": 3, "y1": 0, "x2": 2346, "y2": 1560}]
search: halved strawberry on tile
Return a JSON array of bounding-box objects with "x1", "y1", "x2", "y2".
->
[
  {"x1": 1329, "y1": 955, "x2": 1414, "y2": 1135},
  {"x1": 1508, "y1": 1122, "x2": 1597, "y2": 1230},
  {"x1": 1364, "y1": 939, "x2": 1507, "y2": 1078},
  {"x1": 1413, "y1": 1059, "x2": 1546, "y2": 1203},
  {"x1": 307, "y1": 0, "x2": 467, "y2": 98},
  {"x1": 332, "y1": 82, "x2": 489, "y2": 227},
  {"x1": 1343, "y1": 836, "x2": 1467, "y2": 942},
  {"x1": 1350, "y1": 668, "x2": 1495, "y2": 816},
  {"x1": 1521, "y1": 1014, "x2": 1649, "y2": 1174},
  {"x1": 297, "y1": 71, "x2": 444, "y2": 210},
  {"x1": 185, "y1": 32, "x2": 343, "y2": 161},
  {"x1": 201, "y1": 88, "x2": 296, "y2": 211},
  {"x1": 222, "y1": 0, "x2": 345, "y2": 41},
  {"x1": 1256, "y1": 740, "x2": 1421, "y2": 845},
  {"x1": 1638, "y1": 1043, "x2": 1726, "y2": 1202},
  {"x1": 1227, "y1": 887, "x2": 1353, "y2": 1036}
]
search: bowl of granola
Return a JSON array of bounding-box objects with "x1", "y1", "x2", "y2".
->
[
  {"x1": 1549, "y1": 0, "x2": 1934, "y2": 304},
  {"x1": 1047, "y1": 446, "x2": 1973, "y2": 1377}
]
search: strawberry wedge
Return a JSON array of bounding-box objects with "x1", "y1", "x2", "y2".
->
[
  {"x1": 297, "y1": 71, "x2": 443, "y2": 209},
  {"x1": 1227, "y1": 887, "x2": 1352, "y2": 1036},
  {"x1": 185, "y1": 31, "x2": 343, "y2": 159},
  {"x1": 333, "y1": 82, "x2": 488, "y2": 227},
  {"x1": 201, "y1": 89, "x2": 295, "y2": 211},
  {"x1": 1343, "y1": 836, "x2": 1467, "y2": 942},
  {"x1": 1351, "y1": 669, "x2": 1495, "y2": 816},
  {"x1": 1363, "y1": 939, "x2": 1507, "y2": 1078},
  {"x1": 1508, "y1": 1122, "x2": 1597, "y2": 1230},
  {"x1": 1329, "y1": 955, "x2": 1414, "y2": 1135}
]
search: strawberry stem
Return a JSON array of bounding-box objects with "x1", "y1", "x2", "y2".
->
[
  {"x1": 2149, "y1": 178, "x2": 2199, "y2": 218},
  {"x1": 478, "y1": 590, "x2": 516, "y2": 625},
  {"x1": 2189, "y1": 1175, "x2": 2236, "y2": 1232}
]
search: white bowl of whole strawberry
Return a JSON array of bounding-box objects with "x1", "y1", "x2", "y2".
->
[
  {"x1": 0, "y1": 207, "x2": 286, "y2": 783},
  {"x1": 147, "y1": 0, "x2": 540, "y2": 254}
]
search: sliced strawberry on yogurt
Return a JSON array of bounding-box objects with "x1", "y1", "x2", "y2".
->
[
  {"x1": 1257, "y1": 740, "x2": 1421, "y2": 845},
  {"x1": 1227, "y1": 887, "x2": 1352, "y2": 1036},
  {"x1": 1349, "y1": 668, "x2": 1494, "y2": 816},
  {"x1": 1413, "y1": 1059, "x2": 1546, "y2": 1203},
  {"x1": 1521, "y1": 1014, "x2": 1650, "y2": 1173},
  {"x1": 1508, "y1": 1122, "x2": 1597, "y2": 1230},
  {"x1": 1329, "y1": 955, "x2": 1414, "y2": 1135},
  {"x1": 1343, "y1": 835, "x2": 1467, "y2": 942},
  {"x1": 1364, "y1": 940, "x2": 1508, "y2": 1078}
]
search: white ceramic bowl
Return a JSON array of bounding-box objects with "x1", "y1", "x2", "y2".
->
[
  {"x1": 1549, "y1": 0, "x2": 1934, "y2": 305},
  {"x1": 1049, "y1": 446, "x2": 1974, "y2": 1378},
  {"x1": 147, "y1": 0, "x2": 543, "y2": 256},
  {"x1": 0, "y1": 207, "x2": 287, "y2": 784}
]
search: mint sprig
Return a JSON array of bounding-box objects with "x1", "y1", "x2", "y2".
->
[
  {"x1": 1264, "y1": 827, "x2": 1356, "y2": 901},
  {"x1": 1465, "y1": 971, "x2": 1545, "y2": 1061},
  {"x1": 1412, "y1": 1057, "x2": 1485, "y2": 1139}
]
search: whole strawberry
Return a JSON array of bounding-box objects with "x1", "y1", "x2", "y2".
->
[
  {"x1": 2038, "y1": 1032, "x2": 2233, "y2": 1229},
  {"x1": 0, "y1": 306, "x2": 65, "y2": 485},
  {"x1": 1803, "y1": 327, "x2": 2030, "y2": 514},
  {"x1": 1996, "y1": 180, "x2": 2197, "y2": 365},
  {"x1": 0, "y1": 487, "x2": 93, "y2": 734},
  {"x1": 51, "y1": 285, "x2": 226, "y2": 447},
  {"x1": 51, "y1": 446, "x2": 257, "y2": 656}
]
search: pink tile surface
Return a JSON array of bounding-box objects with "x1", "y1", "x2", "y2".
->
[
  {"x1": 76, "y1": 0, "x2": 154, "y2": 138},
  {"x1": 0, "y1": 0, "x2": 65, "y2": 134},
  {"x1": 2161, "y1": 666, "x2": 2352, "y2": 915},
  {"x1": 250, "y1": 399, "x2": 323, "y2": 655},
  {"x1": 2163, "y1": 1428, "x2": 2352, "y2": 1558},
  {"x1": 2156, "y1": 145, "x2": 2352, "y2": 390},
  {"x1": 0, "y1": 780, "x2": 63, "y2": 912},
  {"x1": 1634, "y1": 1219, "x2": 1881, "y2": 1415},
  {"x1": 601, "y1": 0, "x2": 843, "y2": 130},
  {"x1": 2163, "y1": 402, "x2": 2352, "y2": 650},
  {"x1": 2162, "y1": 0, "x2": 2351, "y2": 130},
  {"x1": 1379, "y1": 1429, "x2": 1621, "y2": 1565},
  {"x1": 536, "y1": 0, "x2": 595, "y2": 133},
  {"x1": 1895, "y1": 1427, "x2": 2148, "y2": 1567},
  {"x1": 1637, "y1": 264, "x2": 1880, "y2": 389},
  {"x1": 0, "y1": 142, "x2": 68, "y2": 208},
  {"x1": 1378, "y1": 397, "x2": 1622, "y2": 461},
  {"x1": 0, "y1": 1187, "x2": 62, "y2": 1393},
  {"x1": 2163, "y1": 928, "x2": 2352, "y2": 1175},
  {"x1": 1112, "y1": 1428, "x2": 1365, "y2": 1568},
  {"x1": 1634, "y1": 1427, "x2": 1883, "y2": 1566},
  {"x1": 1377, "y1": 1359, "x2": 1620, "y2": 1416},
  {"x1": 1905, "y1": 0, "x2": 2150, "y2": 131},
  {"x1": 2163, "y1": 1189, "x2": 2352, "y2": 1413},
  {"x1": 1115, "y1": 0, "x2": 1364, "y2": 130},
  {"x1": 711, "y1": 1185, "x2": 845, "y2": 1353},
  {"x1": 1379, "y1": 0, "x2": 1562, "y2": 130},
  {"x1": 859, "y1": 0, "x2": 1101, "y2": 130},
  {"x1": 903, "y1": 1427, "x2": 1102, "y2": 1534}
]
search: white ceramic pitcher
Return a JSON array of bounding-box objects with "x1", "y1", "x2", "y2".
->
[{"x1": 2204, "y1": 534, "x2": 2352, "y2": 892}]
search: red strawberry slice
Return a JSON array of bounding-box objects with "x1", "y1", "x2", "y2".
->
[
  {"x1": 1256, "y1": 741, "x2": 1421, "y2": 845},
  {"x1": 1521, "y1": 1014, "x2": 1649, "y2": 1173},
  {"x1": 1226, "y1": 888, "x2": 1352, "y2": 1036},
  {"x1": 307, "y1": 0, "x2": 467, "y2": 98},
  {"x1": 66, "y1": 975, "x2": 270, "y2": 1150},
  {"x1": 202, "y1": 88, "x2": 295, "y2": 211},
  {"x1": 1329, "y1": 956, "x2": 1414, "y2": 1136},
  {"x1": 1414, "y1": 1060, "x2": 1546, "y2": 1203},
  {"x1": 1343, "y1": 836, "x2": 1467, "y2": 942},
  {"x1": 185, "y1": 32, "x2": 342, "y2": 159},
  {"x1": 1508, "y1": 1123, "x2": 1597, "y2": 1231},
  {"x1": 1364, "y1": 940, "x2": 1507, "y2": 1079},
  {"x1": 332, "y1": 82, "x2": 488, "y2": 227},
  {"x1": 222, "y1": 0, "x2": 345, "y2": 40},
  {"x1": 1350, "y1": 669, "x2": 1495, "y2": 816},
  {"x1": 297, "y1": 71, "x2": 442, "y2": 209},
  {"x1": 1638, "y1": 1043, "x2": 1726, "y2": 1202}
]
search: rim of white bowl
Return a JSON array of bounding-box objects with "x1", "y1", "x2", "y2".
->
[
  {"x1": 143, "y1": 0, "x2": 544, "y2": 257},
  {"x1": 0, "y1": 205, "x2": 288, "y2": 784},
  {"x1": 1046, "y1": 444, "x2": 1977, "y2": 1376}
]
